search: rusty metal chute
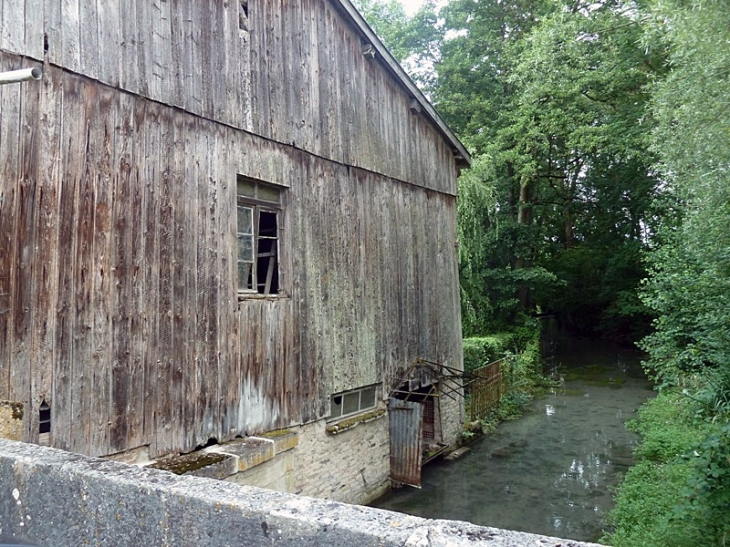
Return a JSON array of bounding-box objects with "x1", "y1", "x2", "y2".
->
[
  {"x1": 388, "y1": 398, "x2": 423, "y2": 487},
  {"x1": 387, "y1": 359, "x2": 465, "y2": 487},
  {"x1": 389, "y1": 358, "x2": 465, "y2": 403}
]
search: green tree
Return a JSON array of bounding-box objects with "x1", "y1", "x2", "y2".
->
[
  {"x1": 351, "y1": 0, "x2": 442, "y2": 73},
  {"x1": 639, "y1": 0, "x2": 730, "y2": 392},
  {"x1": 606, "y1": 2, "x2": 730, "y2": 544},
  {"x1": 356, "y1": 1, "x2": 659, "y2": 338},
  {"x1": 438, "y1": 0, "x2": 659, "y2": 335}
]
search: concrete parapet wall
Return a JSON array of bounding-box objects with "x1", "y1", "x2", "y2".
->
[{"x1": 0, "y1": 439, "x2": 602, "y2": 547}]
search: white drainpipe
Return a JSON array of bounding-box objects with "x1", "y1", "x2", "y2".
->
[{"x1": 0, "y1": 67, "x2": 42, "y2": 85}]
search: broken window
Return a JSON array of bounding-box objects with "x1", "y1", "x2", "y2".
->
[
  {"x1": 237, "y1": 176, "x2": 283, "y2": 296},
  {"x1": 329, "y1": 384, "x2": 378, "y2": 421}
]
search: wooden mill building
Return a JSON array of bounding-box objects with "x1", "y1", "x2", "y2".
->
[{"x1": 0, "y1": 0, "x2": 470, "y2": 502}]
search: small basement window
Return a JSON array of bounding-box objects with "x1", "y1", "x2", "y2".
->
[
  {"x1": 329, "y1": 384, "x2": 378, "y2": 421},
  {"x1": 237, "y1": 176, "x2": 284, "y2": 296}
]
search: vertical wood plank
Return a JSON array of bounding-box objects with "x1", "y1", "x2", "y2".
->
[
  {"x1": 60, "y1": 0, "x2": 81, "y2": 73},
  {"x1": 109, "y1": 85, "x2": 134, "y2": 453},
  {"x1": 0, "y1": 54, "x2": 21, "y2": 401},
  {"x1": 44, "y1": 0, "x2": 63, "y2": 64},
  {"x1": 51, "y1": 71, "x2": 82, "y2": 452},
  {"x1": 116, "y1": 88, "x2": 146, "y2": 453},
  {"x1": 138, "y1": 98, "x2": 159, "y2": 455},
  {"x1": 194, "y1": 121, "x2": 211, "y2": 444},
  {"x1": 185, "y1": 0, "x2": 203, "y2": 114},
  {"x1": 78, "y1": 0, "x2": 100, "y2": 80},
  {"x1": 97, "y1": 0, "x2": 121, "y2": 87},
  {"x1": 209, "y1": 0, "x2": 225, "y2": 122},
  {"x1": 155, "y1": 103, "x2": 175, "y2": 456},
  {"x1": 24, "y1": 0, "x2": 44, "y2": 59},
  {"x1": 1, "y1": 0, "x2": 24, "y2": 55},
  {"x1": 134, "y1": 0, "x2": 150, "y2": 97},
  {"x1": 180, "y1": 111, "x2": 198, "y2": 450},
  {"x1": 150, "y1": 0, "x2": 172, "y2": 102},
  {"x1": 68, "y1": 78, "x2": 97, "y2": 454},
  {"x1": 119, "y1": 0, "x2": 138, "y2": 93},
  {"x1": 11, "y1": 66, "x2": 43, "y2": 441},
  {"x1": 88, "y1": 83, "x2": 114, "y2": 457},
  {"x1": 168, "y1": 0, "x2": 185, "y2": 108},
  {"x1": 202, "y1": 121, "x2": 220, "y2": 443},
  {"x1": 168, "y1": 108, "x2": 186, "y2": 453},
  {"x1": 218, "y1": 126, "x2": 241, "y2": 438},
  {"x1": 30, "y1": 62, "x2": 62, "y2": 445}
]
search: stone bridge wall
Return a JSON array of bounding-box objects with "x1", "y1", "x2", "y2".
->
[{"x1": 0, "y1": 439, "x2": 601, "y2": 547}]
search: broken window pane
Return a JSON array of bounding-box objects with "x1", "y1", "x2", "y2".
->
[
  {"x1": 237, "y1": 180, "x2": 282, "y2": 295},
  {"x1": 238, "y1": 261, "x2": 253, "y2": 291},
  {"x1": 331, "y1": 395, "x2": 343, "y2": 418},
  {"x1": 328, "y1": 384, "x2": 379, "y2": 421},
  {"x1": 238, "y1": 234, "x2": 254, "y2": 263},
  {"x1": 237, "y1": 205, "x2": 253, "y2": 235}
]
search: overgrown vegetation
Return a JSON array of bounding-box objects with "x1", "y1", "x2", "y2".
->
[
  {"x1": 462, "y1": 324, "x2": 537, "y2": 373},
  {"x1": 463, "y1": 328, "x2": 551, "y2": 438},
  {"x1": 604, "y1": 1, "x2": 730, "y2": 544},
  {"x1": 356, "y1": 1, "x2": 730, "y2": 542},
  {"x1": 604, "y1": 393, "x2": 730, "y2": 547}
]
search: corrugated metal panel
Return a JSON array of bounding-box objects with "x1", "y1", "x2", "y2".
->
[{"x1": 388, "y1": 398, "x2": 423, "y2": 487}]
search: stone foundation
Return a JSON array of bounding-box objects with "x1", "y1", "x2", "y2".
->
[
  {"x1": 135, "y1": 392, "x2": 464, "y2": 506},
  {"x1": 0, "y1": 438, "x2": 604, "y2": 547}
]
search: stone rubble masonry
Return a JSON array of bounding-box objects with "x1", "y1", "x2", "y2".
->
[
  {"x1": 134, "y1": 390, "x2": 463, "y2": 506},
  {"x1": 439, "y1": 387, "x2": 466, "y2": 447},
  {"x1": 0, "y1": 438, "x2": 604, "y2": 547},
  {"x1": 225, "y1": 411, "x2": 391, "y2": 504}
]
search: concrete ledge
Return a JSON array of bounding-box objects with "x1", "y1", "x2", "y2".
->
[
  {"x1": 149, "y1": 451, "x2": 238, "y2": 480},
  {"x1": 257, "y1": 429, "x2": 298, "y2": 453},
  {"x1": 209, "y1": 437, "x2": 275, "y2": 472},
  {"x1": 325, "y1": 408, "x2": 386, "y2": 435},
  {"x1": 0, "y1": 439, "x2": 603, "y2": 547}
]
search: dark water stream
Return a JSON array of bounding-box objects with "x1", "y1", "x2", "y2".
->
[{"x1": 371, "y1": 337, "x2": 655, "y2": 543}]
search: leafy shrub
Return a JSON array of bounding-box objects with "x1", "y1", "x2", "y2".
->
[
  {"x1": 604, "y1": 393, "x2": 725, "y2": 547},
  {"x1": 676, "y1": 422, "x2": 730, "y2": 545},
  {"x1": 462, "y1": 336, "x2": 508, "y2": 373},
  {"x1": 463, "y1": 327, "x2": 546, "y2": 427}
]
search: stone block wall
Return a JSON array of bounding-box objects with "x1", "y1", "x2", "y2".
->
[
  {"x1": 228, "y1": 410, "x2": 391, "y2": 504},
  {"x1": 0, "y1": 438, "x2": 605, "y2": 547},
  {"x1": 439, "y1": 386, "x2": 465, "y2": 447}
]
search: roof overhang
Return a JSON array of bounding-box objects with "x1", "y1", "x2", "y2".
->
[{"x1": 334, "y1": 0, "x2": 472, "y2": 168}]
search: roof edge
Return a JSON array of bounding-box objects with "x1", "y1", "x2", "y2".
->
[{"x1": 333, "y1": 0, "x2": 472, "y2": 168}]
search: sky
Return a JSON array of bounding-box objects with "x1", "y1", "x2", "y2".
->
[{"x1": 398, "y1": 0, "x2": 426, "y2": 16}]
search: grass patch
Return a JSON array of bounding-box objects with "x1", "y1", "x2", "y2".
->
[{"x1": 602, "y1": 392, "x2": 723, "y2": 547}]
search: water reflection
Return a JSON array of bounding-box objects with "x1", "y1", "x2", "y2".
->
[{"x1": 371, "y1": 342, "x2": 654, "y2": 542}]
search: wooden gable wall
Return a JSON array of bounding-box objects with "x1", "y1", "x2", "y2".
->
[
  {"x1": 0, "y1": 0, "x2": 458, "y2": 194},
  {"x1": 0, "y1": 0, "x2": 463, "y2": 459}
]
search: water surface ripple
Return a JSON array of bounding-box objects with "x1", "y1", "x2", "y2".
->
[{"x1": 372, "y1": 340, "x2": 654, "y2": 542}]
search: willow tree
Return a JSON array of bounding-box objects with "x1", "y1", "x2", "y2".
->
[{"x1": 433, "y1": 0, "x2": 659, "y2": 336}]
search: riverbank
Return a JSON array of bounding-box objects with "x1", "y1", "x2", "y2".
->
[{"x1": 603, "y1": 391, "x2": 730, "y2": 546}]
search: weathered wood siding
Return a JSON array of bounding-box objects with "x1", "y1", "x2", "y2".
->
[
  {"x1": 0, "y1": 0, "x2": 456, "y2": 194},
  {"x1": 247, "y1": 0, "x2": 458, "y2": 194},
  {"x1": 0, "y1": 0, "x2": 463, "y2": 459}
]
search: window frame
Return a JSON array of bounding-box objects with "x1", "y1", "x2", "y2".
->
[
  {"x1": 236, "y1": 176, "x2": 284, "y2": 298},
  {"x1": 328, "y1": 384, "x2": 379, "y2": 422}
]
